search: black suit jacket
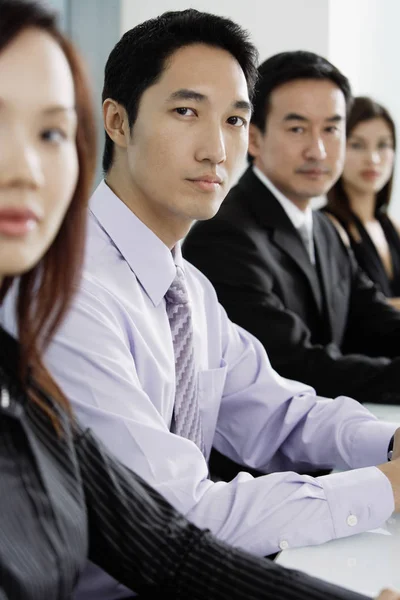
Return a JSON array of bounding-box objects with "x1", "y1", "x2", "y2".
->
[
  {"x1": 184, "y1": 168, "x2": 400, "y2": 404},
  {"x1": 324, "y1": 209, "x2": 400, "y2": 298}
]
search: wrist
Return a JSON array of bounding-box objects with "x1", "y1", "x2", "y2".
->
[{"x1": 378, "y1": 460, "x2": 400, "y2": 512}]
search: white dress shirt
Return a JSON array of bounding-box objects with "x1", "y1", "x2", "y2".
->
[
  {"x1": 1, "y1": 180, "x2": 395, "y2": 600},
  {"x1": 252, "y1": 166, "x2": 314, "y2": 233},
  {"x1": 253, "y1": 166, "x2": 315, "y2": 262}
]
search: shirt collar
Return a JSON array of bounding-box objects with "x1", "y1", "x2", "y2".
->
[
  {"x1": 89, "y1": 180, "x2": 182, "y2": 307},
  {"x1": 252, "y1": 166, "x2": 313, "y2": 235}
]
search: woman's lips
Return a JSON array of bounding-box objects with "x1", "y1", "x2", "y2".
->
[{"x1": 0, "y1": 208, "x2": 39, "y2": 237}]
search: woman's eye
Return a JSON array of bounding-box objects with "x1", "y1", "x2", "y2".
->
[
  {"x1": 174, "y1": 107, "x2": 196, "y2": 117},
  {"x1": 41, "y1": 129, "x2": 67, "y2": 143},
  {"x1": 227, "y1": 116, "x2": 246, "y2": 127}
]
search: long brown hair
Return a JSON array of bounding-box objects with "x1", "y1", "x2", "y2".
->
[
  {"x1": 0, "y1": 0, "x2": 97, "y2": 427},
  {"x1": 326, "y1": 96, "x2": 396, "y2": 239}
]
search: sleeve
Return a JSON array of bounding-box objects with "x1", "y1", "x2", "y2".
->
[
  {"x1": 183, "y1": 217, "x2": 400, "y2": 404},
  {"x1": 76, "y1": 427, "x2": 372, "y2": 600},
  {"x1": 42, "y1": 275, "x2": 395, "y2": 556}
]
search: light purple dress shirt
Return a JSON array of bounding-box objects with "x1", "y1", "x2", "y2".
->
[{"x1": 1, "y1": 180, "x2": 396, "y2": 600}]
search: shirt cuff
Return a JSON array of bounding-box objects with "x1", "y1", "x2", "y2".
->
[
  {"x1": 317, "y1": 466, "x2": 394, "y2": 539},
  {"x1": 350, "y1": 421, "x2": 398, "y2": 467}
]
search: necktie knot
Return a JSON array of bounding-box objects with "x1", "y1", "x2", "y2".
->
[{"x1": 165, "y1": 267, "x2": 189, "y2": 305}]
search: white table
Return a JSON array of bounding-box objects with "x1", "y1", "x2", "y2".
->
[
  {"x1": 363, "y1": 403, "x2": 400, "y2": 424},
  {"x1": 276, "y1": 403, "x2": 400, "y2": 597}
]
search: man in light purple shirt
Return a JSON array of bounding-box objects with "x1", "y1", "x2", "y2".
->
[{"x1": 6, "y1": 9, "x2": 400, "y2": 600}]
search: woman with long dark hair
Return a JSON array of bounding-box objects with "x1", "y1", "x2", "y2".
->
[
  {"x1": 326, "y1": 97, "x2": 400, "y2": 307},
  {"x1": 1, "y1": 1, "x2": 392, "y2": 599}
]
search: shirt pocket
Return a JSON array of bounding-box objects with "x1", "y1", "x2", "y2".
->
[{"x1": 197, "y1": 359, "x2": 228, "y2": 456}]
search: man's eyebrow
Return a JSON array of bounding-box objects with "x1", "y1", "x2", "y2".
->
[
  {"x1": 166, "y1": 89, "x2": 252, "y2": 112},
  {"x1": 326, "y1": 114, "x2": 344, "y2": 123},
  {"x1": 234, "y1": 99, "x2": 252, "y2": 113},
  {"x1": 282, "y1": 113, "x2": 345, "y2": 123},
  {"x1": 167, "y1": 89, "x2": 207, "y2": 103},
  {"x1": 283, "y1": 113, "x2": 308, "y2": 122}
]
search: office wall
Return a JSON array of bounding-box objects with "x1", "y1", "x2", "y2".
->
[
  {"x1": 329, "y1": 0, "x2": 400, "y2": 219},
  {"x1": 46, "y1": 0, "x2": 121, "y2": 186},
  {"x1": 68, "y1": 0, "x2": 121, "y2": 185},
  {"x1": 42, "y1": 0, "x2": 68, "y2": 30},
  {"x1": 121, "y1": 0, "x2": 330, "y2": 61}
]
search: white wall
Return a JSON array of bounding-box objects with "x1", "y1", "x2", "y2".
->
[
  {"x1": 121, "y1": 0, "x2": 330, "y2": 61},
  {"x1": 43, "y1": 0, "x2": 68, "y2": 31},
  {"x1": 329, "y1": 0, "x2": 400, "y2": 220}
]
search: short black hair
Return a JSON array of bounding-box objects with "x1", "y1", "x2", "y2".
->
[
  {"x1": 102, "y1": 9, "x2": 258, "y2": 173},
  {"x1": 251, "y1": 50, "x2": 352, "y2": 133}
]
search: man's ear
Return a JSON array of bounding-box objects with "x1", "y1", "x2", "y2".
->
[
  {"x1": 248, "y1": 123, "x2": 263, "y2": 160},
  {"x1": 103, "y1": 99, "x2": 130, "y2": 149}
]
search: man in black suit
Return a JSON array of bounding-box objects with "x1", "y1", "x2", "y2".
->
[{"x1": 184, "y1": 50, "x2": 400, "y2": 419}]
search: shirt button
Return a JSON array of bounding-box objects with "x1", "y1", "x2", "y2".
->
[
  {"x1": 279, "y1": 540, "x2": 289, "y2": 550},
  {"x1": 347, "y1": 514, "x2": 358, "y2": 527}
]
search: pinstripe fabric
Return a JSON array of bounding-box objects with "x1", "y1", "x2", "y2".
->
[
  {"x1": 165, "y1": 266, "x2": 205, "y2": 454},
  {"x1": 0, "y1": 326, "x2": 368, "y2": 600}
]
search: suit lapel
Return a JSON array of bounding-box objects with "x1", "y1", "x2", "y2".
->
[
  {"x1": 272, "y1": 227, "x2": 323, "y2": 313},
  {"x1": 241, "y1": 169, "x2": 323, "y2": 312}
]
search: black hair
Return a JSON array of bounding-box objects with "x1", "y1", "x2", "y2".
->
[
  {"x1": 102, "y1": 8, "x2": 258, "y2": 173},
  {"x1": 251, "y1": 50, "x2": 352, "y2": 133}
]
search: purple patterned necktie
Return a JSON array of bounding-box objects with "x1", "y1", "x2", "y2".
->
[{"x1": 165, "y1": 266, "x2": 205, "y2": 454}]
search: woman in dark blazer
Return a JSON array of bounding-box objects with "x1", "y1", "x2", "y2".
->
[
  {"x1": 0, "y1": 2, "x2": 388, "y2": 600},
  {"x1": 326, "y1": 97, "x2": 400, "y2": 308}
]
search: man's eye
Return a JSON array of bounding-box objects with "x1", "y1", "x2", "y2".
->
[
  {"x1": 174, "y1": 107, "x2": 196, "y2": 117},
  {"x1": 227, "y1": 116, "x2": 247, "y2": 127},
  {"x1": 290, "y1": 127, "x2": 304, "y2": 134}
]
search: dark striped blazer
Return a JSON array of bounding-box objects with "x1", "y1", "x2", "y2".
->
[{"x1": 0, "y1": 325, "x2": 367, "y2": 600}]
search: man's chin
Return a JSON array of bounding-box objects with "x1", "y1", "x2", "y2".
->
[
  {"x1": 296, "y1": 184, "x2": 332, "y2": 201},
  {"x1": 192, "y1": 201, "x2": 224, "y2": 222}
]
